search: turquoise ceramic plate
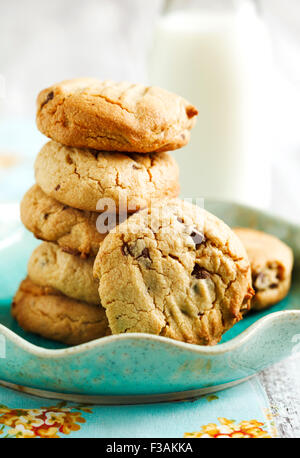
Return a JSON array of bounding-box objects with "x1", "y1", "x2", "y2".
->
[{"x1": 0, "y1": 200, "x2": 300, "y2": 404}]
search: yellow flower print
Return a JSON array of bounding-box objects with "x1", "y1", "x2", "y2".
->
[
  {"x1": 184, "y1": 417, "x2": 272, "y2": 438},
  {"x1": 16, "y1": 415, "x2": 44, "y2": 428},
  {"x1": 35, "y1": 426, "x2": 60, "y2": 438},
  {"x1": 9, "y1": 424, "x2": 36, "y2": 438},
  {"x1": 27, "y1": 409, "x2": 47, "y2": 416},
  {"x1": 0, "y1": 414, "x2": 20, "y2": 427},
  {"x1": 0, "y1": 402, "x2": 92, "y2": 438},
  {"x1": 0, "y1": 407, "x2": 11, "y2": 415},
  {"x1": 45, "y1": 411, "x2": 69, "y2": 426}
]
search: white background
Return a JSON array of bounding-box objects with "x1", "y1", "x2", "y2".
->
[{"x1": 0, "y1": 0, "x2": 300, "y2": 222}]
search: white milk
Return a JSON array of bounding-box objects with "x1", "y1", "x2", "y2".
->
[{"x1": 149, "y1": 3, "x2": 272, "y2": 208}]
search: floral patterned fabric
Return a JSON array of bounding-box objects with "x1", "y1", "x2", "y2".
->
[
  {"x1": 184, "y1": 417, "x2": 271, "y2": 438},
  {"x1": 0, "y1": 402, "x2": 92, "y2": 438},
  {"x1": 0, "y1": 376, "x2": 277, "y2": 438}
]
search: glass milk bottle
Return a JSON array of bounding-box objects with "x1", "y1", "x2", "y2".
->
[{"x1": 149, "y1": 0, "x2": 273, "y2": 208}]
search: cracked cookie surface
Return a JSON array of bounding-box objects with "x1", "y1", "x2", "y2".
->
[
  {"x1": 36, "y1": 78, "x2": 198, "y2": 153},
  {"x1": 234, "y1": 228, "x2": 293, "y2": 310},
  {"x1": 94, "y1": 199, "x2": 253, "y2": 345},
  {"x1": 21, "y1": 185, "x2": 107, "y2": 257},
  {"x1": 35, "y1": 141, "x2": 180, "y2": 212},
  {"x1": 12, "y1": 278, "x2": 109, "y2": 345},
  {"x1": 28, "y1": 242, "x2": 100, "y2": 304}
]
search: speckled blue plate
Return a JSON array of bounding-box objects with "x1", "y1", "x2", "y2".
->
[{"x1": 0, "y1": 200, "x2": 299, "y2": 404}]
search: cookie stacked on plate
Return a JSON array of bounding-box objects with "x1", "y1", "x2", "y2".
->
[{"x1": 12, "y1": 78, "x2": 198, "y2": 345}]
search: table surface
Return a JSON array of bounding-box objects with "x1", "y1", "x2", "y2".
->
[{"x1": 259, "y1": 355, "x2": 300, "y2": 437}]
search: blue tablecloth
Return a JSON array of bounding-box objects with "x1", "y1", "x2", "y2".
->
[{"x1": 0, "y1": 377, "x2": 276, "y2": 438}]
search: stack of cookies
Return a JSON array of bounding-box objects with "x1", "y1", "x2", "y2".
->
[
  {"x1": 12, "y1": 78, "x2": 198, "y2": 345},
  {"x1": 12, "y1": 78, "x2": 293, "y2": 347}
]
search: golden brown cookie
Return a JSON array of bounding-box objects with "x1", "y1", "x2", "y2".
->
[
  {"x1": 21, "y1": 185, "x2": 106, "y2": 257},
  {"x1": 28, "y1": 242, "x2": 99, "y2": 304},
  {"x1": 35, "y1": 141, "x2": 180, "y2": 213},
  {"x1": 36, "y1": 78, "x2": 198, "y2": 153},
  {"x1": 12, "y1": 278, "x2": 110, "y2": 345},
  {"x1": 234, "y1": 228, "x2": 293, "y2": 310},
  {"x1": 94, "y1": 199, "x2": 253, "y2": 346}
]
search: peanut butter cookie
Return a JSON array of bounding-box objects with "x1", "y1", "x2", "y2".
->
[
  {"x1": 12, "y1": 278, "x2": 109, "y2": 345},
  {"x1": 234, "y1": 228, "x2": 293, "y2": 310},
  {"x1": 21, "y1": 185, "x2": 106, "y2": 257},
  {"x1": 35, "y1": 141, "x2": 180, "y2": 213},
  {"x1": 36, "y1": 78, "x2": 198, "y2": 153},
  {"x1": 28, "y1": 242, "x2": 99, "y2": 304},
  {"x1": 94, "y1": 199, "x2": 253, "y2": 345}
]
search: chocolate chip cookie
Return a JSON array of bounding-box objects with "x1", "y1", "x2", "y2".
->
[
  {"x1": 36, "y1": 78, "x2": 198, "y2": 153},
  {"x1": 28, "y1": 242, "x2": 99, "y2": 304},
  {"x1": 12, "y1": 278, "x2": 109, "y2": 345},
  {"x1": 94, "y1": 199, "x2": 253, "y2": 345},
  {"x1": 35, "y1": 141, "x2": 180, "y2": 213},
  {"x1": 21, "y1": 185, "x2": 106, "y2": 257},
  {"x1": 234, "y1": 228, "x2": 293, "y2": 310}
]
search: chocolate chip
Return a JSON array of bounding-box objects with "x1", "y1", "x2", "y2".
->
[
  {"x1": 41, "y1": 91, "x2": 54, "y2": 108},
  {"x1": 66, "y1": 154, "x2": 73, "y2": 165},
  {"x1": 270, "y1": 283, "x2": 278, "y2": 289},
  {"x1": 193, "y1": 283, "x2": 200, "y2": 294},
  {"x1": 43, "y1": 213, "x2": 49, "y2": 220},
  {"x1": 54, "y1": 184, "x2": 61, "y2": 191},
  {"x1": 137, "y1": 247, "x2": 152, "y2": 268},
  {"x1": 190, "y1": 229, "x2": 205, "y2": 249},
  {"x1": 177, "y1": 217, "x2": 184, "y2": 224},
  {"x1": 121, "y1": 243, "x2": 151, "y2": 265},
  {"x1": 140, "y1": 248, "x2": 150, "y2": 259},
  {"x1": 132, "y1": 164, "x2": 142, "y2": 170},
  {"x1": 192, "y1": 264, "x2": 209, "y2": 279},
  {"x1": 121, "y1": 243, "x2": 130, "y2": 256}
]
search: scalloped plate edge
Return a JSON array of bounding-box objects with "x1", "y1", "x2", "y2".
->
[{"x1": 1, "y1": 310, "x2": 300, "y2": 358}]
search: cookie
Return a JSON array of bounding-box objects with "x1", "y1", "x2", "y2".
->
[
  {"x1": 35, "y1": 141, "x2": 180, "y2": 213},
  {"x1": 94, "y1": 199, "x2": 253, "y2": 345},
  {"x1": 21, "y1": 185, "x2": 106, "y2": 257},
  {"x1": 233, "y1": 228, "x2": 293, "y2": 310},
  {"x1": 12, "y1": 278, "x2": 109, "y2": 345},
  {"x1": 36, "y1": 78, "x2": 198, "y2": 153},
  {"x1": 28, "y1": 242, "x2": 99, "y2": 304}
]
